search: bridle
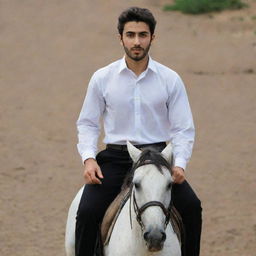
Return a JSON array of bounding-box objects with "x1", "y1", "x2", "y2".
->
[
  {"x1": 132, "y1": 189, "x2": 172, "y2": 230},
  {"x1": 128, "y1": 156, "x2": 173, "y2": 231}
]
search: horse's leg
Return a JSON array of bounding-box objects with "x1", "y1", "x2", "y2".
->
[{"x1": 65, "y1": 186, "x2": 84, "y2": 256}]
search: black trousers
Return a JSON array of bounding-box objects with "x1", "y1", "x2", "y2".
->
[{"x1": 75, "y1": 147, "x2": 202, "y2": 256}]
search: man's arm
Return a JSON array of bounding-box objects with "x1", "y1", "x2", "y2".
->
[
  {"x1": 77, "y1": 73, "x2": 105, "y2": 183},
  {"x1": 168, "y1": 74, "x2": 195, "y2": 183}
]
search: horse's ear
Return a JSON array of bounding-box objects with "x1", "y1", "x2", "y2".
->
[
  {"x1": 127, "y1": 141, "x2": 142, "y2": 163},
  {"x1": 161, "y1": 143, "x2": 173, "y2": 164}
]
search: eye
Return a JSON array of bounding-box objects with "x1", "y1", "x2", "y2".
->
[
  {"x1": 139, "y1": 32, "x2": 149, "y2": 38},
  {"x1": 126, "y1": 32, "x2": 135, "y2": 38},
  {"x1": 166, "y1": 182, "x2": 172, "y2": 190},
  {"x1": 134, "y1": 182, "x2": 141, "y2": 190}
]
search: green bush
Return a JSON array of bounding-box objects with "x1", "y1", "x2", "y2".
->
[{"x1": 163, "y1": 0, "x2": 248, "y2": 14}]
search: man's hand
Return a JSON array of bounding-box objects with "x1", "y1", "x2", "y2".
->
[
  {"x1": 172, "y1": 166, "x2": 185, "y2": 184},
  {"x1": 83, "y1": 158, "x2": 104, "y2": 184}
]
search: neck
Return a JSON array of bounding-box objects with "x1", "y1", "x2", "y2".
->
[{"x1": 125, "y1": 55, "x2": 149, "y2": 76}]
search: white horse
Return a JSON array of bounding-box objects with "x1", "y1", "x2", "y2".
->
[{"x1": 65, "y1": 142, "x2": 181, "y2": 256}]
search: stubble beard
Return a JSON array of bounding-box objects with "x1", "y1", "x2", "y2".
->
[{"x1": 123, "y1": 42, "x2": 152, "y2": 62}]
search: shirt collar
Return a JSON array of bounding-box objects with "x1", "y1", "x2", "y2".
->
[
  {"x1": 118, "y1": 56, "x2": 157, "y2": 74},
  {"x1": 147, "y1": 56, "x2": 157, "y2": 73},
  {"x1": 118, "y1": 56, "x2": 128, "y2": 73}
]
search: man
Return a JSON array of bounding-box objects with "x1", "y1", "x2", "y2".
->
[{"x1": 76, "y1": 7, "x2": 202, "y2": 256}]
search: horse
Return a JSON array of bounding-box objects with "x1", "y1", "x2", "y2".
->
[{"x1": 65, "y1": 142, "x2": 181, "y2": 256}]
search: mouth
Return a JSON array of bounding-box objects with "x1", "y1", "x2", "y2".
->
[
  {"x1": 146, "y1": 242, "x2": 164, "y2": 252},
  {"x1": 132, "y1": 48, "x2": 143, "y2": 53}
]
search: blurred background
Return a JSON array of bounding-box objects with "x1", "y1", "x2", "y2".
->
[{"x1": 0, "y1": 0, "x2": 255, "y2": 255}]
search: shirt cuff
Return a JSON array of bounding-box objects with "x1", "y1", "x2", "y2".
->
[
  {"x1": 81, "y1": 151, "x2": 96, "y2": 164},
  {"x1": 174, "y1": 157, "x2": 187, "y2": 170}
]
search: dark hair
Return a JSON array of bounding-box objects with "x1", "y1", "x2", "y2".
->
[{"x1": 117, "y1": 7, "x2": 157, "y2": 36}]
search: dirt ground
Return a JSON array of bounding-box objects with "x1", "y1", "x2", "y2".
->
[{"x1": 1, "y1": 0, "x2": 256, "y2": 255}]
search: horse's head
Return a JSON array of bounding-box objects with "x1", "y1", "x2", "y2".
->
[{"x1": 127, "y1": 141, "x2": 173, "y2": 252}]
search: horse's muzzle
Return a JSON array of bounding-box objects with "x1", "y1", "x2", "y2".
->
[{"x1": 144, "y1": 228, "x2": 166, "y2": 252}]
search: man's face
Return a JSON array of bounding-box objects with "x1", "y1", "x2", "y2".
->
[{"x1": 120, "y1": 21, "x2": 154, "y2": 62}]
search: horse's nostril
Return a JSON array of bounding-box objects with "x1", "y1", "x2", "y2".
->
[
  {"x1": 144, "y1": 231, "x2": 149, "y2": 241},
  {"x1": 161, "y1": 231, "x2": 166, "y2": 242}
]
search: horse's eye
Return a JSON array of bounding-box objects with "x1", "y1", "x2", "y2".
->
[
  {"x1": 134, "y1": 182, "x2": 141, "y2": 190},
  {"x1": 166, "y1": 182, "x2": 172, "y2": 190}
]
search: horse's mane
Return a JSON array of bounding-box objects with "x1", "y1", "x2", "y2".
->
[{"x1": 122, "y1": 149, "x2": 172, "y2": 189}]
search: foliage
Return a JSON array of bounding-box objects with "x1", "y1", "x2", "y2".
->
[{"x1": 163, "y1": 0, "x2": 248, "y2": 14}]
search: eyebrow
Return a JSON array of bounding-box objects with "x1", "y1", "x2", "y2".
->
[{"x1": 125, "y1": 31, "x2": 150, "y2": 35}]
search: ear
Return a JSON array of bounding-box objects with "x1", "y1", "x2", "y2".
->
[
  {"x1": 151, "y1": 34, "x2": 155, "y2": 43},
  {"x1": 161, "y1": 143, "x2": 173, "y2": 164},
  {"x1": 118, "y1": 34, "x2": 123, "y2": 46},
  {"x1": 127, "y1": 141, "x2": 142, "y2": 163}
]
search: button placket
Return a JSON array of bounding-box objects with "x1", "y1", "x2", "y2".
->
[{"x1": 134, "y1": 80, "x2": 141, "y2": 140}]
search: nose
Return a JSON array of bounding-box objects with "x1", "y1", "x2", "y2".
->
[
  {"x1": 144, "y1": 228, "x2": 166, "y2": 251},
  {"x1": 134, "y1": 35, "x2": 140, "y2": 45}
]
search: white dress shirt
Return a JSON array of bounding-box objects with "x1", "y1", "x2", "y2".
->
[{"x1": 77, "y1": 57, "x2": 195, "y2": 170}]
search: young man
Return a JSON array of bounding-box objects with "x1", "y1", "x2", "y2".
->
[{"x1": 76, "y1": 7, "x2": 202, "y2": 256}]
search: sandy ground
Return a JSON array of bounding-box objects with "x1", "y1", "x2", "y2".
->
[{"x1": 1, "y1": 0, "x2": 256, "y2": 255}]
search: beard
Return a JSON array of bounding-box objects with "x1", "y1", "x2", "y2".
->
[{"x1": 123, "y1": 42, "x2": 152, "y2": 62}]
